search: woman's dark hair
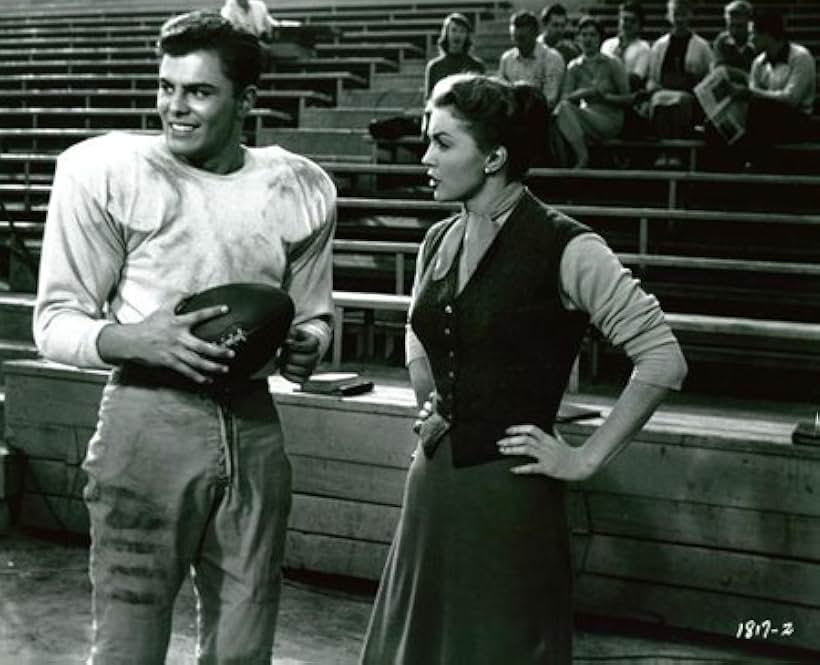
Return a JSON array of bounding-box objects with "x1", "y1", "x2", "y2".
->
[
  {"x1": 437, "y1": 12, "x2": 474, "y2": 54},
  {"x1": 157, "y1": 10, "x2": 263, "y2": 95},
  {"x1": 428, "y1": 74, "x2": 551, "y2": 181},
  {"x1": 577, "y1": 15, "x2": 604, "y2": 40}
]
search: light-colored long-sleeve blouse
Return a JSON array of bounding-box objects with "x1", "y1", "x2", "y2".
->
[{"x1": 406, "y1": 183, "x2": 688, "y2": 390}]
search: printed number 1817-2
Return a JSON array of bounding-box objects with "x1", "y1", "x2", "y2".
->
[{"x1": 736, "y1": 620, "x2": 794, "y2": 640}]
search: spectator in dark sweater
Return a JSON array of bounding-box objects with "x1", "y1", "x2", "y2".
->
[
  {"x1": 647, "y1": 0, "x2": 713, "y2": 165},
  {"x1": 425, "y1": 13, "x2": 485, "y2": 98}
]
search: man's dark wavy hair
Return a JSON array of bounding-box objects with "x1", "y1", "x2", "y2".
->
[{"x1": 157, "y1": 10, "x2": 263, "y2": 95}]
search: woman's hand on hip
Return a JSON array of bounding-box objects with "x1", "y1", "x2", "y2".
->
[
  {"x1": 411, "y1": 391, "x2": 435, "y2": 434},
  {"x1": 497, "y1": 424, "x2": 592, "y2": 481}
]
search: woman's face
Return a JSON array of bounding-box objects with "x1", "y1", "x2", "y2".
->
[
  {"x1": 446, "y1": 22, "x2": 469, "y2": 54},
  {"x1": 578, "y1": 24, "x2": 602, "y2": 56},
  {"x1": 422, "y1": 105, "x2": 489, "y2": 203}
]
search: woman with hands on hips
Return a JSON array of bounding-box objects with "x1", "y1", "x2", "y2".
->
[{"x1": 359, "y1": 73, "x2": 687, "y2": 665}]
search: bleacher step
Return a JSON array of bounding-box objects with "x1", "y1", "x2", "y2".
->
[
  {"x1": 340, "y1": 88, "x2": 424, "y2": 107},
  {"x1": 0, "y1": 291, "x2": 36, "y2": 343},
  {"x1": 370, "y1": 72, "x2": 429, "y2": 90},
  {"x1": 300, "y1": 107, "x2": 411, "y2": 130},
  {"x1": 0, "y1": 341, "x2": 38, "y2": 383},
  {"x1": 259, "y1": 127, "x2": 372, "y2": 158}
]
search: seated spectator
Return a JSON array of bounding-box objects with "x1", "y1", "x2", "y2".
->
[
  {"x1": 731, "y1": 9, "x2": 817, "y2": 165},
  {"x1": 602, "y1": 1, "x2": 651, "y2": 92},
  {"x1": 554, "y1": 16, "x2": 631, "y2": 168},
  {"x1": 713, "y1": 0, "x2": 755, "y2": 83},
  {"x1": 425, "y1": 13, "x2": 485, "y2": 98},
  {"x1": 220, "y1": 0, "x2": 277, "y2": 42},
  {"x1": 647, "y1": 0, "x2": 713, "y2": 165},
  {"x1": 499, "y1": 10, "x2": 565, "y2": 110},
  {"x1": 538, "y1": 4, "x2": 581, "y2": 65}
]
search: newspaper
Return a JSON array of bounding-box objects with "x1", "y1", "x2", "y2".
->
[{"x1": 694, "y1": 67, "x2": 748, "y2": 144}]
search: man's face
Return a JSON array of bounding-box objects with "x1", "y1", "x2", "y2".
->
[
  {"x1": 727, "y1": 14, "x2": 750, "y2": 44},
  {"x1": 511, "y1": 23, "x2": 537, "y2": 55},
  {"x1": 750, "y1": 24, "x2": 771, "y2": 53},
  {"x1": 157, "y1": 49, "x2": 252, "y2": 172},
  {"x1": 667, "y1": 1, "x2": 691, "y2": 32},
  {"x1": 619, "y1": 9, "x2": 640, "y2": 39},
  {"x1": 544, "y1": 14, "x2": 567, "y2": 44}
]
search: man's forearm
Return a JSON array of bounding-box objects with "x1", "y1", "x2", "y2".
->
[{"x1": 96, "y1": 322, "x2": 142, "y2": 364}]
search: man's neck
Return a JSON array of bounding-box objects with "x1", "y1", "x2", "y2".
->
[{"x1": 767, "y1": 39, "x2": 787, "y2": 61}]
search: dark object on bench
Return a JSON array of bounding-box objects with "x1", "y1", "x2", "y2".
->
[
  {"x1": 298, "y1": 372, "x2": 374, "y2": 396},
  {"x1": 368, "y1": 114, "x2": 422, "y2": 140},
  {"x1": 556, "y1": 403, "x2": 601, "y2": 423},
  {"x1": 792, "y1": 419, "x2": 820, "y2": 446}
]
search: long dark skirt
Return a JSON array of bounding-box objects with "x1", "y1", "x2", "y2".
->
[{"x1": 360, "y1": 435, "x2": 574, "y2": 664}]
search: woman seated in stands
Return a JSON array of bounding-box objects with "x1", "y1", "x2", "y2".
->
[
  {"x1": 359, "y1": 73, "x2": 687, "y2": 665},
  {"x1": 646, "y1": 0, "x2": 713, "y2": 165},
  {"x1": 424, "y1": 12, "x2": 485, "y2": 98},
  {"x1": 553, "y1": 15, "x2": 632, "y2": 168}
]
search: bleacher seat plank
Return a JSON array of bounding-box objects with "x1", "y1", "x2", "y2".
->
[
  {"x1": 0, "y1": 445, "x2": 22, "y2": 501},
  {"x1": 584, "y1": 533, "x2": 819, "y2": 606},
  {"x1": 575, "y1": 575, "x2": 818, "y2": 650},
  {"x1": 290, "y1": 454, "x2": 408, "y2": 506},
  {"x1": 0, "y1": 292, "x2": 36, "y2": 342},
  {"x1": 5, "y1": 423, "x2": 93, "y2": 464},
  {"x1": 0, "y1": 106, "x2": 290, "y2": 130},
  {"x1": 285, "y1": 531, "x2": 389, "y2": 580},
  {"x1": 18, "y1": 492, "x2": 88, "y2": 533},
  {"x1": 586, "y1": 492, "x2": 820, "y2": 562},
  {"x1": 21, "y1": 457, "x2": 84, "y2": 498},
  {"x1": 290, "y1": 494, "x2": 400, "y2": 544}
]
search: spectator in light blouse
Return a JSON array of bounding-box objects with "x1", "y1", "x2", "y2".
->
[{"x1": 499, "y1": 10, "x2": 565, "y2": 110}]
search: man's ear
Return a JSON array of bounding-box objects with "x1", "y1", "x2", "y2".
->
[
  {"x1": 238, "y1": 85, "x2": 258, "y2": 117},
  {"x1": 484, "y1": 145, "x2": 508, "y2": 175}
]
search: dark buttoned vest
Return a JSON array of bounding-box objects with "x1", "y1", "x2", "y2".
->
[{"x1": 410, "y1": 191, "x2": 591, "y2": 467}]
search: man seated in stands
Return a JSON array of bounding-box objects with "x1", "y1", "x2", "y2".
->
[
  {"x1": 602, "y1": 1, "x2": 651, "y2": 92},
  {"x1": 498, "y1": 10, "x2": 564, "y2": 110},
  {"x1": 221, "y1": 0, "x2": 277, "y2": 41},
  {"x1": 730, "y1": 8, "x2": 817, "y2": 164},
  {"x1": 646, "y1": 0, "x2": 713, "y2": 166},
  {"x1": 713, "y1": 0, "x2": 755, "y2": 84},
  {"x1": 538, "y1": 3, "x2": 580, "y2": 66},
  {"x1": 424, "y1": 12, "x2": 485, "y2": 98}
]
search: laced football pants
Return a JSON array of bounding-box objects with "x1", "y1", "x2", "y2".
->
[{"x1": 82, "y1": 376, "x2": 291, "y2": 664}]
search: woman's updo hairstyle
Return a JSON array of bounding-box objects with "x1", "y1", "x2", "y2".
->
[{"x1": 428, "y1": 73, "x2": 551, "y2": 181}]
